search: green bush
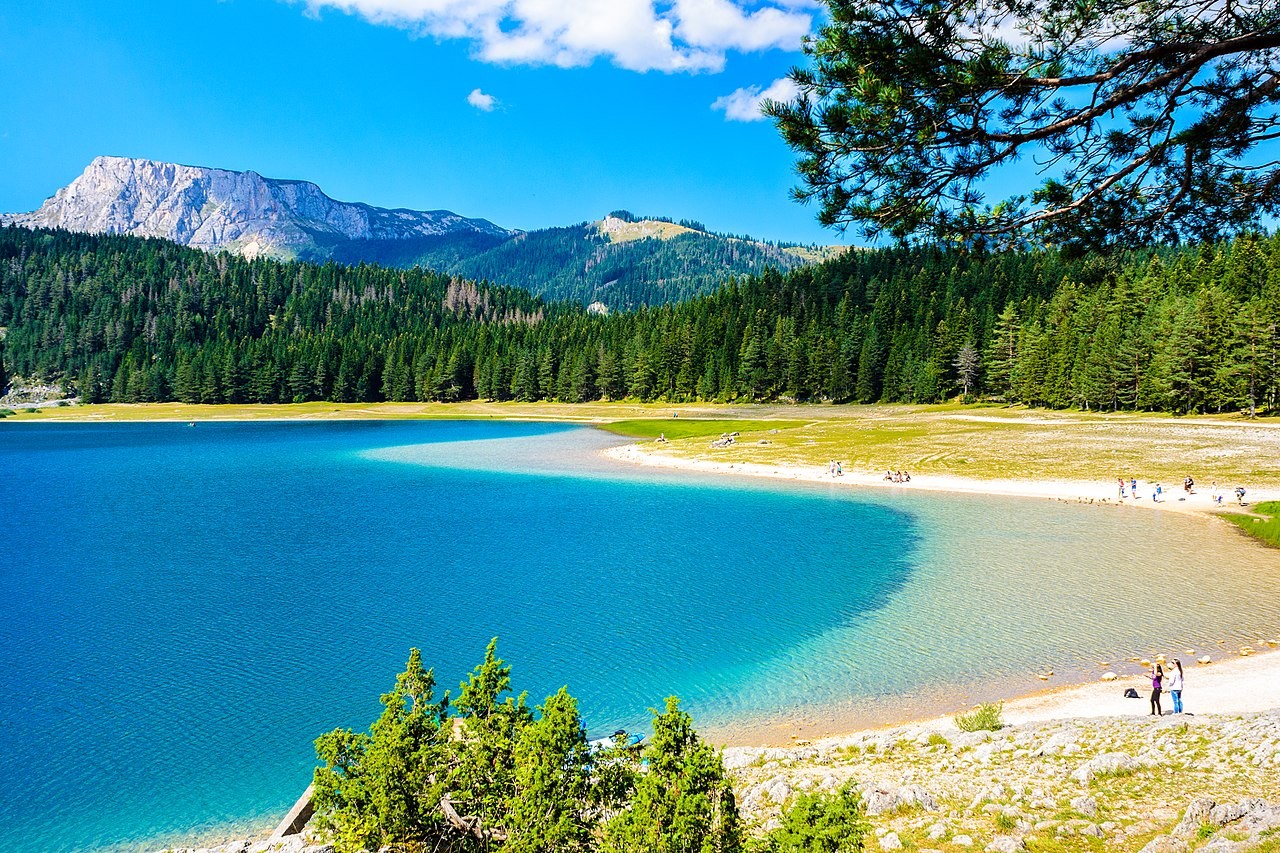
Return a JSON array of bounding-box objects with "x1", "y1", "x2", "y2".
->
[
  {"x1": 954, "y1": 702, "x2": 1004, "y2": 732},
  {"x1": 602, "y1": 696, "x2": 743, "y2": 853},
  {"x1": 311, "y1": 642, "x2": 739, "y2": 853},
  {"x1": 757, "y1": 781, "x2": 870, "y2": 852}
]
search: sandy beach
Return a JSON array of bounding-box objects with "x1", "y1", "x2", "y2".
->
[
  {"x1": 607, "y1": 440, "x2": 1280, "y2": 747},
  {"x1": 604, "y1": 443, "x2": 1280, "y2": 516}
]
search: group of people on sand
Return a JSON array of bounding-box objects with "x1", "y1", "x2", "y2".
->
[
  {"x1": 884, "y1": 470, "x2": 912, "y2": 483},
  {"x1": 1147, "y1": 659, "x2": 1186, "y2": 716},
  {"x1": 827, "y1": 460, "x2": 843, "y2": 476},
  {"x1": 1116, "y1": 475, "x2": 1247, "y2": 506}
]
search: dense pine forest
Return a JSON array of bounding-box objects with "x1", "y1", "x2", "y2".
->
[{"x1": 2, "y1": 225, "x2": 1279, "y2": 415}]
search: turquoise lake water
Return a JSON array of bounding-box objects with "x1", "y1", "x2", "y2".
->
[{"x1": 2, "y1": 420, "x2": 1278, "y2": 852}]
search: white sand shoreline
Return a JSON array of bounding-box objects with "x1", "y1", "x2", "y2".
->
[
  {"x1": 820, "y1": 647, "x2": 1280, "y2": 745},
  {"x1": 604, "y1": 442, "x2": 1280, "y2": 747},
  {"x1": 604, "y1": 443, "x2": 1280, "y2": 516}
]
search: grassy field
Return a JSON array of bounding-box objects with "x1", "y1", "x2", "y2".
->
[
  {"x1": 622, "y1": 404, "x2": 1280, "y2": 490},
  {"x1": 1222, "y1": 501, "x2": 1280, "y2": 548},
  {"x1": 599, "y1": 418, "x2": 808, "y2": 440},
  {"x1": 7, "y1": 400, "x2": 1279, "y2": 489}
]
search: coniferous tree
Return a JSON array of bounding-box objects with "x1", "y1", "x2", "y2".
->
[{"x1": 602, "y1": 697, "x2": 743, "y2": 853}]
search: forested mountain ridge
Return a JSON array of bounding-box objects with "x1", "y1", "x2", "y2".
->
[
  {"x1": 436, "y1": 215, "x2": 829, "y2": 309},
  {"x1": 2, "y1": 225, "x2": 1278, "y2": 415},
  {"x1": 2, "y1": 158, "x2": 838, "y2": 309},
  {"x1": 325, "y1": 215, "x2": 829, "y2": 309}
]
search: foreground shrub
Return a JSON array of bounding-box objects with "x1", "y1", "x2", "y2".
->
[
  {"x1": 954, "y1": 702, "x2": 1004, "y2": 732},
  {"x1": 311, "y1": 642, "x2": 741, "y2": 853},
  {"x1": 602, "y1": 696, "x2": 743, "y2": 853},
  {"x1": 757, "y1": 781, "x2": 870, "y2": 852}
]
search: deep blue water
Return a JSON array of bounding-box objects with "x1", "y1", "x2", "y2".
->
[
  {"x1": 0, "y1": 421, "x2": 919, "y2": 852},
  {"x1": 6, "y1": 420, "x2": 1280, "y2": 853}
]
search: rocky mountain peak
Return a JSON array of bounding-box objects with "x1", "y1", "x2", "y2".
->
[{"x1": 1, "y1": 156, "x2": 512, "y2": 261}]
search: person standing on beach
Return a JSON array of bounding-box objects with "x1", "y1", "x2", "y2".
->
[
  {"x1": 1130, "y1": 478, "x2": 1139, "y2": 499},
  {"x1": 1150, "y1": 664, "x2": 1164, "y2": 716},
  {"x1": 1118, "y1": 477, "x2": 1126, "y2": 499},
  {"x1": 1168, "y1": 659, "x2": 1184, "y2": 714}
]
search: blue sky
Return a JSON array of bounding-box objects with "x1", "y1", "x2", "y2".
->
[{"x1": 0, "y1": 0, "x2": 845, "y2": 245}]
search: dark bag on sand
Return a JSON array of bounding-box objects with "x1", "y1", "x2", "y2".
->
[{"x1": 1123, "y1": 688, "x2": 1140, "y2": 699}]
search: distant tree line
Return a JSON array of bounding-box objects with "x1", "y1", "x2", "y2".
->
[{"x1": 2, "y1": 225, "x2": 1279, "y2": 415}]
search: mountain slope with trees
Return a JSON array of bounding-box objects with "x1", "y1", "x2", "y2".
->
[
  {"x1": 3, "y1": 158, "x2": 833, "y2": 310},
  {"x1": 2, "y1": 225, "x2": 1278, "y2": 415}
]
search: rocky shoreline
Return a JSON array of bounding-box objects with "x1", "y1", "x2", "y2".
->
[
  {"x1": 726, "y1": 709, "x2": 1280, "y2": 852},
  {"x1": 156, "y1": 709, "x2": 1280, "y2": 853}
]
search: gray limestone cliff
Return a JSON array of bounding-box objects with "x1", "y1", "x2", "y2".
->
[{"x1": 0, "y1": 156, "x2": 511, "y2": 261}]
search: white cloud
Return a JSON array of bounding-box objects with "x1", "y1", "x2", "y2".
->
[
  {"x1": 298, "y1": 0, "x2": 812, "y2": 73},
  {"x1": 674, "y1": 0, "x2": 810, "y2": 52},
  {"x1": 711, "y1": 76, "x2": 797, "y2": 121},
  {"x1": 467, "y1": 88, "x2": 497, "y2": 110}
]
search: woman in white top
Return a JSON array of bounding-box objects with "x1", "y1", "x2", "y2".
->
[{"x1": 1168, "y1": 659, "x2": 1184, "y2": 714}]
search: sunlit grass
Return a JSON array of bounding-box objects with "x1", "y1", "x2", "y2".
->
[
  {"x1": 1221, "y1": 501, "x2": 1280, "y2": 548},
  {"x1": 599, "y1": 418, "x2": 807, "y2": 440}
]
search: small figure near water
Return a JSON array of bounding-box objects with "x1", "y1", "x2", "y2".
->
[
  {"x1": 1118, "y1": 476, "x2": 1126, "y2": 499},
  {"x1": 1130, "y1": 478, "x2": 1139, "y2": 499},
  {"x1": 1236, "y1": 486, "x2": 1248, "y2": 506},
  {"x1": 1168, "y1": 658, "x2": 1184, "y2": 714},
  {"x1": 1150, "y1": 663, "x2": 1164, "y2": 715},
  {"x1": 1183, "y1": 476, "x2": 1194, "y2": 495},
  {"x1": 1153, "y1": 483, "x2": 1163, "y2": 503}
]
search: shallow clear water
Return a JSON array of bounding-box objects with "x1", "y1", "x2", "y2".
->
[{"x1": 0, "y1": 420, "x2": 1276, "y2": 852}]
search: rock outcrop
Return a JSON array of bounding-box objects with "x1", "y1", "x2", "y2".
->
[
  {"x1": 1, "y1": 156, "x2": 511, "y2": 261},
  {"x1": 726, "y1": 710, "x2": 1280, "y2": 852}
]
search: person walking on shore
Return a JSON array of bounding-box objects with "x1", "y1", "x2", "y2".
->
[
  {"x1": 1169, "y1": 659, "x2": 1184, "y2": 714},
  {"x1": 1150, "y1": 663, "x2": 1164, "y2": 716}
]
